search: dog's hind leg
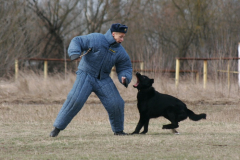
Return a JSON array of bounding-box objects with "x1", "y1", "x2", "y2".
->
[
  {"x1": 162, "y1": 123, "x2": 179, "y2": 129},
  {"x1": 162, "y1": 110, "x2": 179, "y2": 129}
]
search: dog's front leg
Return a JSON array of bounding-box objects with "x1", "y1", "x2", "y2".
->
[
  {"x1": 132, "y1": 115, "x2": 149, "y2": 134},
  {"x1": 132, "y1": 119, "x2": 143, "y2": 134},
  {"x1": 140, "y1": 119, "x2": 149, "y2": 134}
]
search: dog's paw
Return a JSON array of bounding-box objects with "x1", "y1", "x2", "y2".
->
[
  {"x1": 171, "y1": 129, "x2": 180, "y2": 135},
  {"x1": 131, "y1": 131, "x2": 140, "y2": 135},
  {"x1": 140, "y1": 132, "x2": 147, "y2": 134}
]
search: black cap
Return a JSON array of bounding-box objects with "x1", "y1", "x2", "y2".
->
[{"x1": 110, "y1": 23, "x2": 128, "y2": 33}]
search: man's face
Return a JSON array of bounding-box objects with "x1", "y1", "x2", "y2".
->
[{"x1": 112, "y1": 32, "x2": 125, "y2": 43}]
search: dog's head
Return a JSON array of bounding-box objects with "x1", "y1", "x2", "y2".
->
[{"x1": 133, "y1": 72, "x2": 154, "y2": 90}]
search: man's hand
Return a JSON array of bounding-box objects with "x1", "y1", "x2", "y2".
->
[{"x1": 122, "y1": 77, "x2": 126, "y2": 84}]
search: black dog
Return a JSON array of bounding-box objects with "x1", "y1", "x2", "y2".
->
[{"x1": 132, "y1": 72, "x2": 206, "y2": 134}]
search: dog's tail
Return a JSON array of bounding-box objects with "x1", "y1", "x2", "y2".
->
[{"x1": 187, "y1": 109, "x2": 206, "y2": 121}]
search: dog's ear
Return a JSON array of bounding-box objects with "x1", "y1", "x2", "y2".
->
[{"x1": 151, "y1": 79, "x2": 154, "y2": 84}]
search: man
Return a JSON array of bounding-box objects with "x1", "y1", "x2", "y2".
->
[{"x1": 50, "y1": 23, "x2": 132, "y2": 137}]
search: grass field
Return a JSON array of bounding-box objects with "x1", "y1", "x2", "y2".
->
[
  {"x1": 0, "y1": 103, "x2": 240, "y2": 160},
  {"x1": 0, "y1": 72, "x2": 240, "y2": 159}
]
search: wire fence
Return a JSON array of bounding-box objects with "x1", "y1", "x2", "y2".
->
[{"x1": 14, "y1": 42, "x2": 240, "y2": 89}]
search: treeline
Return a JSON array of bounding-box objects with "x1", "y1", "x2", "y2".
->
[{"x1": 1, "y1": 0, "x2": 240, "y2": 77}]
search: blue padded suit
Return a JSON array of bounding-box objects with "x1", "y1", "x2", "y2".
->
[{"x1": 53, "y1": 29, "x2": 132, "y2": 133}]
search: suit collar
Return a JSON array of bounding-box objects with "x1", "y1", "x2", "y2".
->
[{"x1": 104, "y1": 29, "x2": 120, "y2": 47}]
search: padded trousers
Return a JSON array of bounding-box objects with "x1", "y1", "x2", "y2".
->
[{"x1": 53, "y1": 70, "x2": 125, "y2": 132}]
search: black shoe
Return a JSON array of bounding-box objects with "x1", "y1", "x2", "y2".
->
[
  {"x1": 50, "y1": 127, "x2": 60, "y2": 137},
  {"x1": 114, "y1": 131, "x2": 129, "y2": 136}
]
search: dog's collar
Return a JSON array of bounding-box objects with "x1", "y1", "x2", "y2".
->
[{"x1": 138, "y1": 86, "x2": 154, "y2": 92}]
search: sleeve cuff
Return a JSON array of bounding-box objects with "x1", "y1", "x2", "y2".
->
[{"x1": 70, "y1": 54, "x2": 80, "y2": 61}]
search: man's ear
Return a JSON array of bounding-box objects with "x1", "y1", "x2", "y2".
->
[{"x1": 151, "y1": 79, "x2": 154, "y2": 84}]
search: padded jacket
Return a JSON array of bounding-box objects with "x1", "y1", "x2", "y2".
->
[{"x1": 68, "y1": 29, "x2": 132, "y2": 86}]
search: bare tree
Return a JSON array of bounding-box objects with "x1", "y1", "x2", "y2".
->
[
  {"x1": 0, "y1": 0, "x2": 41, "y2": 77},
  {"x1": 1, "y1": 0, "x2": 240, "y2": 78},
  {"x1": 26, "y1": 0, "x2": 84, "y2": 58},
  {"x1": 134, "y1": 0, "x2": 213, "y2": 70}
]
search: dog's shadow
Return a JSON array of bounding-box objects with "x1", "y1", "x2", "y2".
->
[{"x1": 131, "y1": 132, "x2": 180, "y2": 136}]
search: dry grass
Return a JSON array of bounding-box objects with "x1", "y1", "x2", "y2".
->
[
  {"x1": 0, "y1": 72, "x2": 240, "y2": 159},
  {"x1": 0, "y1": 71, "x2": 239, "y2": 104},
  {"x1": 0, "y1": 103, "x2": 240, "y2": 160}
]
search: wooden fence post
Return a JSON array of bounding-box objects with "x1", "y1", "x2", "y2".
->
[
  {"x1": 63, "y1": 36, "x2": 67, "y2": 80},
  {"x1": 227, "y1": 60, "x2": 230, "y2": 90},
  {"x1": 196, "y1": 72, "x2": 199, "y2": 84},
  {"x1": 44, "y1": 60, "x2": 48, "y2": 79},
  {"x1": 203, "y1": 60, "x2": 207, "y2": 89},
  {"x1": 111, "y1": 66, "x2": 115, "y2": 79},
  {"x1": 175, "y1": 58, "x2": 180, "y2": 87},
  {"x1": 15, "y1": 59, "x2": 18, "y2": 81},
  {"x1": 238, "y1": 42, "x2": 240, "y2": 87},
  {"x1": 64, "y1": 61, "x2": 67, "y2": 79},
  {"x1": 76, "y1": 61, "x2": 78, "y2": 70},
  {"x1": 140, "y1": 62, "x2": 144, "y2": 74}
]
